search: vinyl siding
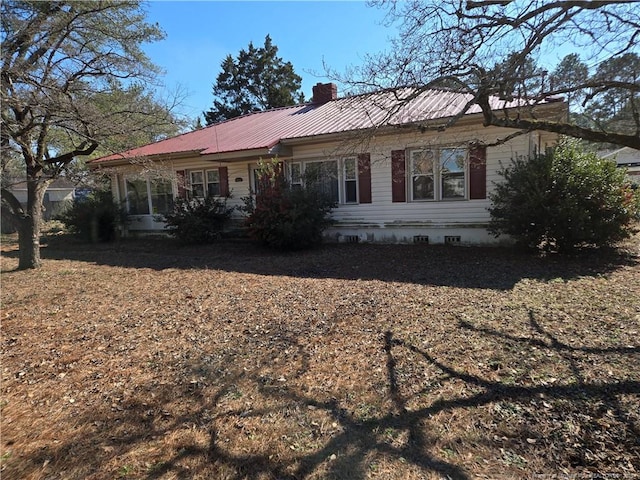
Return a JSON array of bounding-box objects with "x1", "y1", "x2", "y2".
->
[
  {"x1": 289, "y1": 125, "x2": 534, "y2": 227},
  {"x1": 116, "y1": 124, "x2": 557, "y2": 242}
]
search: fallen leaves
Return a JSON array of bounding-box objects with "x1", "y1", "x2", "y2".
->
[{"x1": 1, "y1": 233, "x2": 639, "y2": 479}]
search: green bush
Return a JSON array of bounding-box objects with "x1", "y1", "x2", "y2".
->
[
  {"x1": 163, "y1": 195, "x2": 233, "y2": 244},
  {"x1": 243, "y1": 159, "x2": 335, "y2": 250},
  {"x1": 489, "y1": 141, "x2": 640, "y2": 252},
  {"x1": 58, "y1": 190, "x2": 125, "y2": 242}
]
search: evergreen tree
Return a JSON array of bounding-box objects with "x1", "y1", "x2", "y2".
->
[
  {"x1": 584, "y1": 53, "x2": 640, "y2": 137},
  {"x1": 204, "y1": 35, "x2": 304, "y2": 124},
  {"x1": 549, "y1": 54, "x2": 589, "y2": 109}
]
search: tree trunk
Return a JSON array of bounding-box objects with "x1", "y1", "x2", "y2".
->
[{"x1": 17, "y1": 179, "x2": 49, "y2": 270}]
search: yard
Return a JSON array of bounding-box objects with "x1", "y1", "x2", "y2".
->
[{"x1": 1, "y1": 230, "x2": 639, "y2": 479}]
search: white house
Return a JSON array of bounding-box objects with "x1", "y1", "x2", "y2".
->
[
  {"x1": 6, "y1": 177, "x2": 77, "y2": 221},
  {"x1": 90, "y1": 84, "x2": 564, "y2": 245},
  {"x1": 600, "y1": 146, "x2": 640, "y2": 186}
]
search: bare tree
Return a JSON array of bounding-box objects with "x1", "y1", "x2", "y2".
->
[
  {"x1": 1, "y1": 1, "x2": 179, "y2": 269},
  {"x1": 336, "y1": 0, "x2": 640, "y2": 148}
]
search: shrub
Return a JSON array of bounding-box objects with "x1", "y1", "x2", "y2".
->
[
  {"x1": 57, "y1": 190, "x2": 125, "y2": 242},
  {"x1": 244, "y1": 159, "x2": 335, "y2": 250},
  {"x1": 489, "y1": 141, "x2": 640, "y2": 252},
  {"x1": 163, "y1": 195, "x2": 233, "y2": 244}
]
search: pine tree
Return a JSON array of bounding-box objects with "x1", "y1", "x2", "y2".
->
[{"x1": 204, "y1": 35, "x2": 304, "y2": 125}]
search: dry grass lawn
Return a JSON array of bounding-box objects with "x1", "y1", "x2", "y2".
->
[{"x1": 1, "y1": 230, "x2": 639, "y2": 479}]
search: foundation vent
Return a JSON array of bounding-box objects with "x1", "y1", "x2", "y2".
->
[
  {"x1": 413, "y1": 235, "x2": 430, "y2": 244},
  {"x1": 444, "y1": 235, "x2": 461, "y2": 245}
]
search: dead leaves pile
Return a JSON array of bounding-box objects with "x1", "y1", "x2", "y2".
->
[{"x1": 1, "y1": 234, "x2": 639, "y2": 479}]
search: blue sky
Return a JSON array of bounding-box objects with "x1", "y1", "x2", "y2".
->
[{"x1": 143, "y1": 1, "x2": 394, "y2": 120}]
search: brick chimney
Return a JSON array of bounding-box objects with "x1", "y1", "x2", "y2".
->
[{"x1": 312, "y1": 82, "x2": 338, "y2": 104}]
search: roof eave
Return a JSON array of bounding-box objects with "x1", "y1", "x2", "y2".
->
[{"x1": 88, "y1": 150, "x2": 205, "y2": 169}]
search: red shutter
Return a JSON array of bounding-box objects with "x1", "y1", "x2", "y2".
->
[
  {"x1": 219, "y1": 166, "x2": 229, "y2": 196},
  {"x1": 469, "y1": 145, "x2": 487, "y2": 200},
  {"x1": 176, "y1": 170, "x2": 186, "y2": 198},
  {"x1": 391, "y1": 150, "x2": 406, "y2": 203},
  {"x1": 357, "y1": 153, "x2": 372, "y2": 204}
]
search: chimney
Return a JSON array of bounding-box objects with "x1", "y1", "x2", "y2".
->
[{"x1": 312, "y1": 82, "x2": 338, "y2": 104}]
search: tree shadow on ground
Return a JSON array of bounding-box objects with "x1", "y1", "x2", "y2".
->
[
  {"x1": 20, "y1": 235, "x2": 640, "y2": 290},
  {"x1": 7, "y1": 311, "x2": 639, "y2": 479}
]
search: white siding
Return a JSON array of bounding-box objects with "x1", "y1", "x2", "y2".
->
[
  {"x1": 120, "y1": 125, "x2": 558, "y2": 243},
  {"x1": 286, "y1": 126, "x2": 538, "y2": 243}
]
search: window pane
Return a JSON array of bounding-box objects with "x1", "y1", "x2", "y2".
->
[
  {"x1": 206, "y1": 170, "x2": 219, "y2": 183},
  {"x1": 442, "y1": 174, "x2": 465, "y2": 198},
  {"x1": 289, "y1": 163, "x2": 302, "y2": 184},
  {"x1": 344, "y1": 158, "x2": 358, "y2": 203},
  {"x1": 191, "y1": 184, "x2": 204, "y2": 197},
  {"x1": 412, "y1": 150, "x2": 434, "y2": 175},
  {"x1": 441, "y1": 149, "x2": 466, "y2": 199},
  {"x1": 440, "y1": 149, "x2": 466, "y2": 174},
  {"x1": 190, "y1": 171, "x2": 203, "y2": 184},
  {"x1": 345, "y1": 180, "x2": 357, "y2": 203},
  {"x1": 126, "y1": 179, "x2": 150, "y2": 215},
  {"x1": 344, "y1": 157, "x2": 356, "y2": 180},
  {"x1": 190, "y1": 171, "x2": 204, "y2": 197},
  {"x1": 206, "y1": 170, "x2": 220, "y2": 196},
  {"x1": 412, "y1": 175, "x2": 434, "y2": 200},
  {"x1": 305, "y1": 161, "x2": 338, "y2": 202},
  {"x1": 151, "y1": 179, "x2": 173, "y2": 214},
  {"x1": 207, "y1": 183, "x2": 220, "y2": 197}
]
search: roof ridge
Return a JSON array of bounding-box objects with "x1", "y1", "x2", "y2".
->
[{"x1": 208, "y1": 102, "x2": 312, "y2": 126}]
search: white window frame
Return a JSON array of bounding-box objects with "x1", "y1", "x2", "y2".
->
[
  {"x1": 285, "y1": 158, "x2": 359, "y2": 205},
  {"x1": 439, "y1": 148, "x2": 467, "y2": 200},
  {"x1": 299, "y1": 159, "x2": 340, "y2": 203},
  {"x1": 189, "y1": 170, "x2": 205, "y2": 198},
  {"x1": 408, "y1": 147, "x2": 468, "y2": 201},
  {"x1": 124, "y1": 176, "x2": 174, "y2": 215},
  {"x1": 206, "y1": 169, "x2": 221, "y2": 197},
  {"x1": 343, "y1": 157, "x2": 359, "y2": 204},
  {"x1": 288, "y1": 162, "x2": 303, "y2": 190},
  {"x1": 149, "y1": 178, "x2": 174, "y2": 214},
  {"x1": 124, "y1": 177, "x2": 150, "y2": 215}
]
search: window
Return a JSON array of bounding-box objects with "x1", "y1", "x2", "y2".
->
[
  {"x1": 289, "y1": 162, "x2": 302, "y2": 190},
  {"x1": 343, "y1": 157, "x2": 358, "y2": 203},
  {"x1": 409, "y1": 147, "x2": 468, "y2": 201},
  {"x1": 189, "y1": 171, "x2": 205, "y2": 198},
  {"x1": 150, "y1": 179, "x2": 174, "y2": 214},
  {"x1": 410, "y1": 149, "x2": 435, "y2": 200},
  {"x1": 266, "y1": 158, "x2": 371, "y2": 205},
  {"x1": 125, "y1": 177, "x2": 174, "y2": 215},
  {"x1": 304, "y1": 160, "x2": 339, "y2": 203},
  {"x1": 126, "y1": 178, "x2": 150, "y2": 215},
  {"x1": 440, "y1": 148, "x2": 466, "y2": 199},
  {"x1": 206, "y1": 169, "x2": 220, "y2": 197}
]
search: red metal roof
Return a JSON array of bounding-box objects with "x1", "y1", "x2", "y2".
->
[{"x1": 91, "y1": 88, "x2": 551, "y2": 164}]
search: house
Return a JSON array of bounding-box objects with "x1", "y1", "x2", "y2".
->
[
  {"x1": 600, "y1": 147, "x2": 640, "y2": 187},
  {"x1": 90, "y1": 83, "x2": 564, "y2": 245},
  {"x1": 5, "y1": 177, "x2": 77, "y2": 221}
]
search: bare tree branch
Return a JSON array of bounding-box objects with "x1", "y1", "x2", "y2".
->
[{"x1": 336, "y1": 0, "x2": 640, "y2": 148}]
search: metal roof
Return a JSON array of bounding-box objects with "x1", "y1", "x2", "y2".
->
[{"x1": 92, "y1": 88, "x2": 553, "y2": 164}]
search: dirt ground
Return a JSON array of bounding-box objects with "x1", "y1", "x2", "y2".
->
[{"x1": 2, "y1": 231, "x2": 639, "y2": 479}]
